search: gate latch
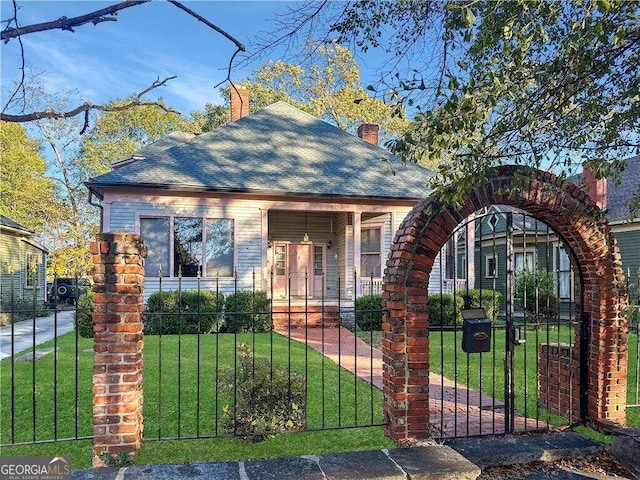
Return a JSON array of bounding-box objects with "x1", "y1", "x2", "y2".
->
[{"x1": 510, "y1": 325, "x2": 526, "y2": 346}]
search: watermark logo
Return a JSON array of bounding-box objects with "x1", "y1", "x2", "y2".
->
[{"x1": 0, "y1": 456, "x2": 71, "y2": 480}]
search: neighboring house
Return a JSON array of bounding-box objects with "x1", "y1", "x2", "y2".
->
[
  {"x1": 571, "y1": 156, "x2": 640, "y2": 298},
  {"x1": 467, "y1": 157, "x2": 640, "y2": 315},
  {"x1": 0, "y1": 215, "x2": 48, "y2": 307},
  {"x1": 85, "y1": 90, "x2": 446, "y2": 310}
]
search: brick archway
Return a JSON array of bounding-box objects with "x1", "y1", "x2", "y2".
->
[{"x1": 382, "y1": 165, "x2": 628, "y2": 442}]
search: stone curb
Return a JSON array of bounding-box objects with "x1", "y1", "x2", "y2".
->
[
  {"x1": 72, "y1": 445, "x2": 479, "y2": 480},
  {"x1": 447, "y1": 431, "x2": 603, "y2": 468}
]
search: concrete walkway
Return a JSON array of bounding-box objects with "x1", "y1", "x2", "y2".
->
[
  {"x1": 0, "y1": 309, "x2": 74, "y2": 360},
  {"x1": 275, "y1": 325, "x2": 543, "y2": 437}
]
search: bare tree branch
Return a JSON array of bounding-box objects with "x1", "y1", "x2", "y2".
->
[
  {"x1": 1, "y1": 76, "x2": 178, "y2": 131},
  {"x1": 1, "y1": 1, "x2": 150, "y2": 43},
  {"x1": 167, "y1": 0, "x2": 245, "y2": 52}
]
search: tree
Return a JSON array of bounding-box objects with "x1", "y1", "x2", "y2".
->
[
  {"x1": 269, "y1": 1, "x2": 640, "y2": 210},
  {"x1": 78, "y1": 99, "x2": 200, "y2": 167},
  {"x1": 0, "y1": 121, "x2": 56, "y2": 230},
  {"x1": 1, "y1": 0, "x2": 245, "y2": 130},
  {"x1": 205, "y1": 43, "x2": 408, "y2": 140}
]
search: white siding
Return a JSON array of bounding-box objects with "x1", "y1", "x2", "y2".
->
[{"x1": 108, "y1": 196, "x2": 262, "y2": 298}]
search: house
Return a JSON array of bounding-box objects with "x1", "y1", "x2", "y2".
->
[
  {"x1": 0, "y1": 215, "x2": 48, "y2": 308},
  {"x1": 460, "y1": 158, "x2": 640, "y2": 316},
  {"x1": 572, "y1": 157, "x2": 640, "y2": 299},
  {"x1": 85, "y1": 89, "x2": 447, "y2": 319}
]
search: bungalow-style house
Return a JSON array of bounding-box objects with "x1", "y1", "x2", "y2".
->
[
  {"x1": 85, "y1": 89, "x2": 447, "y2": 320},
  {"x1": 0, "y1": 215, "x2": 48, "y2": 308}
]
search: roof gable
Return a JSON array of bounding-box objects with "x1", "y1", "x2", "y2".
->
[{"x1": 87, "y1": 102, "x2": 434, "y2": 200}]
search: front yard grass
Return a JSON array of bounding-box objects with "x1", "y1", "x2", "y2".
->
[{"x1": 0, "y1": 330, "x2": 388, "y2": 468}]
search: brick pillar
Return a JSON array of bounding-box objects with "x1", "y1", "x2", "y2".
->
[
  {"x1": 538, "y1": 343, "x2": 581, "y2": 422},
  {"x1": 91, "y1": 233, "x2": 146, "y2": 467}
]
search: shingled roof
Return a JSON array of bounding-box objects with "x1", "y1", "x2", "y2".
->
[
  {"x1": 86, "y1": 102, "x2": 434, "y2": 200},
  {"x1": 567, "y1": 156, "x2": 640, "y2": 221}
]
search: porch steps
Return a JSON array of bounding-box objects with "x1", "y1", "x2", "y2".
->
[{"x1": 272, "y1": 304, "x2": 341, "y2": 329}]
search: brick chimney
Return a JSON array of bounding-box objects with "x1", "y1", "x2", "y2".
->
[
  {"x1": 582, "y1": 161, "x2": 608, "y2": 210},
  {"x1": 230, "y1": 85, "x2": 249, "y2": 122},
  {"x1": 357, "y1": 123, "x2": 379, "y2": 146}
]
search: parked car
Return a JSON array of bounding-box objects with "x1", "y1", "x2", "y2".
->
[{"x1": 47, "y1": 278, "x2": 91, "y2": 305}]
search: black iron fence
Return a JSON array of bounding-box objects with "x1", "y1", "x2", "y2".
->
[
  {"x1": 141, "y1": 269, "x2": 384, "y2": 442},
  {"x1": 2, "y1": 255, "x2": 636, "y2": 446},
  {"x1": 0, "y1": 274, "x2": 94, "y2": 446}
]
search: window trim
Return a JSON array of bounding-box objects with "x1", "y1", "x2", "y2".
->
[
  {"x1": 360, "y1": 223, "x2": 384, "y2": 279},
  {"x1": 137, "y1": 213, "x2": 237, "y2": 279},
  {"x1": 554, "y1": 243, "x2": 573, "y2": 301},
  {"x1": 485, "y1": 254, "x2": 498, "y2": 279},
  {"x1": 25, "y1": 252, "x2": 39, "y2": 289}
]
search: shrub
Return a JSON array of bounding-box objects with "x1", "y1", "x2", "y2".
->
[
  {"x1": 223, "y1": 290, "x2": 271, "y2": 333},
  {"x1": 462, "y1": 289, "x2": 503, "y2": 320},
  {"x1": 428, "y1": 293, "x2": 464, "y2": 326},
  {"x1": 515, "y1": 268, "x2": 558, "y2": 320},
  {"x1": 218, "y1": 343, "x2": 305, "y2": 441},
  {"x1": 0, "y1": 298, "x2": 49, "y2": 325},
  {"x1": 144, "y1": 290, "x2": 224, "y2": 335},
  {"x1": 74, "y1": 290, "x2": 95, "y2": 338},
  {"x1": 355, "y1": 294, "x2": 383, "y2": 331}
]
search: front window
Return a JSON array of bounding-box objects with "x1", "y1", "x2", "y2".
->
[
  {"x1": 141, "y1": 216, "x2": 234, "y2": 278},
  {"x1": 515, "y1": 251, "x2": 535, "y2": 274},
  {"x1": 360, "y1": 227, "x2": 382, "y2": 278},
  {"x1": 485, "y1": 255, "x2": 498, "y2": 278},
  {"x1": 174, "y1": 217, "x2": 203, "y2": 277},
  {"x1": 205, "y1": 218, "x2": 234, "y2": 277},
  {"x1": 26, "y1": 253, "x2": 39, "y2": 288},
  {"x1": 141, "y1": 217, "x2": 170, "y2": 277},
  {"x1": 557, "y1": 245, "x2": 571, "y2": 300}
]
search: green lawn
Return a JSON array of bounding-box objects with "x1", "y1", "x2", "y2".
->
[
  {"x1": 0, "y1": 330, "x2": 386, "y2": 467},
  {"x1": 360, "y1": 324, "x2": 640, "y2": 428}
]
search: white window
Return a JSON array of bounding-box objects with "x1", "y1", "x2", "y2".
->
[
  {"x1": 361, "y1": 227, "x2": 382, "y2": 278},
  {"x1": 25, "y1": 253, "x2": 39, "y2": 288},
  {"x1": 556, "y1": 245, "x2": 571, "y2": 300},
  {"x1": 485, "y1": 254, "x2": 498, "y2": 278},
  {"x1": 141, "y1": 217, "x2": 170, "y2": 277},
  {"x1": 515, "y1": 251, "x2": 535, "y2": 274},
  {"x1": 141, "y1": 216, "x2": 234, "y2": 278}
]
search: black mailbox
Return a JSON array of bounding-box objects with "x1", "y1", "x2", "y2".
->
[{"x1": 462, "y1": 308, "x2": 491, "y2": 354}]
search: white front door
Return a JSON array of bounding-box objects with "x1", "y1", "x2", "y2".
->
[{"x1": 289, "y1": 243, "x2": 312, "y2": 296}]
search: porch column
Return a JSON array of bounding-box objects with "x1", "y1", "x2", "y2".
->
[
  {"x1": 353, "y1": 212, "x2": 361, "y2": 298},
  {"x1": 466, "y1": 213, "x2": 475, "y2": 287},
  {"x1": 261, "y1": 208, "x2": 269, "y2": 291}
]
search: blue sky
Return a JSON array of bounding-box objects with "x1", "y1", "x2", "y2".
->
[{"x1": 1, "y1": 1, "x2": 386, "y2": 116}]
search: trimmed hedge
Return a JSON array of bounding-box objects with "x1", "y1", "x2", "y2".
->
[
  {"x1": 355, "y1": 294, "x2": 383, "y2": 331},
  {"x1": 144, "y1": 290, "x2": 224, "y2": 335},
  {"x1": 463, "y1": 289, "x2": 502, "y2": 320},
  {"x1": 74, "y1": 290, "x2": 95, "y2": 338},
  {"x1": 224, "y1": 290, "x2": 271, "y2": 333},
  {"x1": 428, "y1": 293, "x2": 464, "y2": 326}
]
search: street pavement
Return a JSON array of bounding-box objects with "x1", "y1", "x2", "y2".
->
[{"x1": 0, "y1": 309, "x2": 75, "y2": 360}]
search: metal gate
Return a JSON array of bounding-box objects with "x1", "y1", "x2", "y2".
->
[{"x1": 429, "y1": 208, "x2": 585, "y2": 439}]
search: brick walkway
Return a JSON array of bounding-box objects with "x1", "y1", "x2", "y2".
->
[{"x1": 275, "y1": 325, "x2": 545, "y2": 438}]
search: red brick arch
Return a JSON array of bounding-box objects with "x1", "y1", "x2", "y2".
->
[{"x1": 382, "y1": 165, "x2": 628, "y2": 441}]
